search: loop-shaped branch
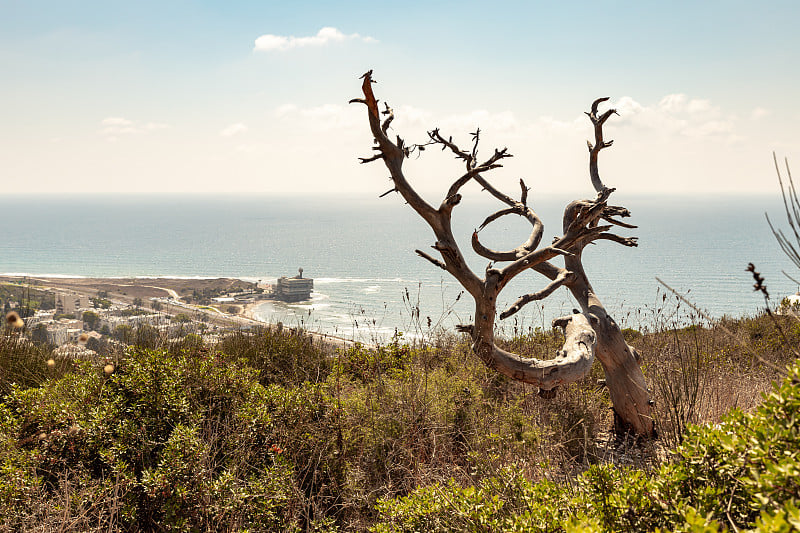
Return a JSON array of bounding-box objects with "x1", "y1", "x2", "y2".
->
[
  {"x1": 475, "y1": 313, "x2": 597, "y2": 391},
  {"x1": 443, "y1": 162, "x2": 506, "y2": 206},
  {"x1": 355, "y1": 76, "x2": 653, "y2": 436},
  {"x1": 471, "y1": 205, "x2": 544, "y2": 261}
]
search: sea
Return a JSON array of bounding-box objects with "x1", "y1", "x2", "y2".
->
[{"x1": 1, "y1": 193, "x2": 796, "y2": 343}]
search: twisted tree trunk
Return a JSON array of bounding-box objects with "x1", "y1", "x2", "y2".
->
[{"x1": 352, "y1": 71, "x2": 654, "y2": 438}]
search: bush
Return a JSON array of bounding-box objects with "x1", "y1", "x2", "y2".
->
[
  {"x1": 2, "y1": 318, "x2": 799, "y2": 531},
  {"x1": 0, "y1": 349, "x2": 299, "y2": 531},
  {"x1": 0, "y1": 332, "x2": 55, "y2": 395},
  {"x1": 218, "y1": 327, "x2": 331, "y2": 387},
  {"x1": 371, "y1": 359, "x2": 800, "y2": 532}
]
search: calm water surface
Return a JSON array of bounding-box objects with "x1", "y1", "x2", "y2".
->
[{"x1": 0, "y1": 193, "x2": 794, "y2": 341}]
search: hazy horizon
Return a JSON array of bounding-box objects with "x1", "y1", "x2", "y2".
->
[{"x1": 2, "y1": 1, "x2": 799, "y2": 196}]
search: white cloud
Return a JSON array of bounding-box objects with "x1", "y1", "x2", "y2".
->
[
  {"x1": 418, "y1": 94, "x2": 730, "y2": 146},
  {"x1": 254, "y1": 27, "x2": 375, "y2": 52},
  {"x1": 536, "y1": 115, "x2": 585, "y2": 133},
  {"x1": 610, "y1": 94, "x2": 736, "y2": 140},
  {"x1": 274, "y1": 103, "x2": 360, "y2": 131},
  {"x1": 687, "y1": 99, "x2": 712, "y2": 114},
  {"x1": 274, "y1": 103, "x2": 298, "y2": 117},
  {"x1": 220, "y1": 123, "x2": 248, "y2": 137},
  {"x1": 393, "y1": 105, "x2": 432, "y2": 128},
  {"x1": 275, "y1": 101, "x2": 522, "y2": 144},
  {"x1": 100, "y1": 117, "x2": 168, "y2": 139},
  {"x1": 613, "y1": 96, "x2": 645, "y2": 116},
  {"x1": 751, "y1": 107, "x2": 770, "y2": 120},
  {"x1": 101, "y1": 117, "x2": 133, "y2": 126},
  {"x1": 438, "y1": 110, "x2": 518, "y2": 134}
]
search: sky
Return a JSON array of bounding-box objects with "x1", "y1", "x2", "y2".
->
[{"x1": 1, "y1": 0, "x2": 799, "y2": 197}]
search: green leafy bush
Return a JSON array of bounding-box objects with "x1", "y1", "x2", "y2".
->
[
  {"x1": 371, "y1": 360, "x2": 800, "y2": 532},
  {"x1": 0, "y1": 349, "x2": 299, "y2": 531},
  {"x1": 218, "y1": 326, "x2": 330, "y2": 387},
  {"x1": 2, "y1": 319, "x2": 799, "y2": 531}
]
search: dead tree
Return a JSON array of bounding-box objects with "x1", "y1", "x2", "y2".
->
[{"x1": 351, "y1": 71, "x2": 654, "y2": 437}]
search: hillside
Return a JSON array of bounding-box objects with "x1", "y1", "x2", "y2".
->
[{"x1": 0, "y1": 313, "x2": 798, "y2": 531}]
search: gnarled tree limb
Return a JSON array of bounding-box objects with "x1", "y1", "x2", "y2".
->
[
  {"x1": 500, "y1": 269, "x2": 575, "y2": 320},
  {"x1": 586, "y1": 97, "x2": 618, "y2": 193},
  {"x1": 353, "y1": 71, "x2": 654, "y2": 437},
  {"x1": 480, "y1": 313, "x2": 597, "y2": 391}
]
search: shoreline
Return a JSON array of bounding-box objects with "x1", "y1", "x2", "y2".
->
[
  {"x1": 240, "y1": 300, "x2": 263, "y2": 322},
  {"x1": 0, "y1": 275, "x2": 369, "y2": 350}
]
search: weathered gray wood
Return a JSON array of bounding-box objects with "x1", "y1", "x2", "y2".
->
[
  {"x1": 475, "y1": 311, "x2": 597, "y2": 391},
  {"x1": 352, "y1": 71, "x2": 655, "y2": 437}
]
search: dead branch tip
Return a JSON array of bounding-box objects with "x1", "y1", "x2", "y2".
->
[{"x1": 591, "y1": 97, "x2": 610, "y2": 114}]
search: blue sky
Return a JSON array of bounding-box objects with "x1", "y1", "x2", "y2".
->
[{"x1": 1, "y1": 1, "x2": 799, "y2": 195}]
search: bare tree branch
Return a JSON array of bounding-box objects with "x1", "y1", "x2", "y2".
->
[
  {"x1": 500, "y1": 270, "x2": 575, "y2": 319},
  {"x1": 352, "y1": 71, "x2": 438, "y2": 223},
  {"x1": 429, "y1": 128, "x2": 475, "y2": 168},
  {"x1": 359, "y1": 154, "x2": 383, "y2": 164},
  {"x1": 586, "y1": 97, "x2": 618, "y2": 193},
  {"x1": 415, "y1": 249, "x2": 447, "y2": 270},
  {"x1": 595, "y1": 234, "x2": 639, "y2": 247},
  {"x1": 381, "y1": 102, "x2": 394, "y2": 135},
  {"x1": 520, "y1": 179, "x2": 529, "y2": 206},
  {"x1": 352, "y1": 71, "x2": 483, "y2": 296},
  {"x1": 602, "y1": 215, "x2": 637, "y2": 229},
  {"x1": 354, "y1": 72, "x2": 654, "y2": 437}
]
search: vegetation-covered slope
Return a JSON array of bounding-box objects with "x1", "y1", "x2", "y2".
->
[{"x1": 0, "y1": 315, "x2": 798, "y2": 531}]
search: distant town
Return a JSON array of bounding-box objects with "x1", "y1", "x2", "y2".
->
[{"x1": 0, "y1": 269, "x2": 319, "y2": 357}]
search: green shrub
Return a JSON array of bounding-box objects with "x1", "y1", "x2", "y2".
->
[
  {"x1": 0, "y1": 349, "x2": 299, "y2": 531},
  {"x1": 371, "y1": 359, "x2": 800, "y2": 532},
  {"x1": 219, "y1": 327, "x2": 330, "y2": 387},
  {"x1": 3, "y1": 318, "x2": 799, "y2": 531},
  {"x1": 0, "y1": 332, "x2": 57, "y2": 395}
]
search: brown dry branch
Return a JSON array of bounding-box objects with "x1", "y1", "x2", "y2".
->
[{"x1": 352, "y1": 71, "x2": 653, "y2": 437}]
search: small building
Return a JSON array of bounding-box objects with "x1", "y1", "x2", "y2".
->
[
  {"x1": 55, "y1": 291, "x2": 90, "y2": 315},
  {"x1": 274, "y1": 268, "x2": 313, "y2": 302}
]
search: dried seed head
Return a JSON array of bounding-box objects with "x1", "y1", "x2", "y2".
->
[
  {"x1": 78, "y1": 333, "x2": 89, "y2": 345},
  {"x1": 38, "y1": 432, "x2": 47, "y2": 441},
  {"x1": 46, "y1": 359, "x2": 55, "y2": 368},
  {"x1": 5, "y1": 311, "x2": 24, "y2": 329},
  {"x1": 103, "y1": 364, "x2": 115, "y2": 375}
]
